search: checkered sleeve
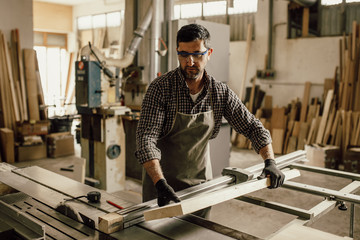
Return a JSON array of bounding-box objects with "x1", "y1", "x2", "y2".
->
[
  {"x1": 223, "y1": 86, "x2": 271, "y2": 153},
  {"x1": 135, "y1": 80, "x2": 165, "y2": 164}
]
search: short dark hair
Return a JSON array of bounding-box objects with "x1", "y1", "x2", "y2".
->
[{"x1": 176, "y1": 23, "x2": 211, "y2": 49}]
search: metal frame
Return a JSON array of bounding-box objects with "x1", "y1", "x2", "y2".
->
[
  {"x1": 0, "y1": 200, "x2": 45, "y2": 239},
  {"x1": 236, "y1": 161, "x2": 360, "y2": 238}
]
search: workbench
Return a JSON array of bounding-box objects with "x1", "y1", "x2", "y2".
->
[{"x1": 0, "y1": 150, "x2": 359, "y2": 239}]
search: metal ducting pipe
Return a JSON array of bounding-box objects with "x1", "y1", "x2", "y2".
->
[
  {"x1": 80, "y1": 5, "x2": 153, "y2": 69},
  {"x1": 267, "y1": 0, "x2": 273, "y2": 70},
  {"x1": 149, "y1": 0, "x2": 160, "y2": 81}
]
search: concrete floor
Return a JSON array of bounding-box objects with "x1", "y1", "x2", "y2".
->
[
  {"x1": 117, "y1": 147, "x2": 360, "y2": 240},
  {"x1": 208, "y1": 147, "x2": 360, "y2": 239}
]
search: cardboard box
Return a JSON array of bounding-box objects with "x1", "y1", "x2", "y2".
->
[
  {"x1": 0, "y1": 128, "x2": 15, "y2": 163},
  {"x1": 16, "y1": 144, "x2": 47, "y2": 162},
  {"x1": 305, "y1": 144, "x2": 340, "y2": 169},
  {"x1": 344, "y1": 148, "x2": 360, "y2": 173},
  {"x1": 16, "y1": 121, "x2": 49, "y2": 137},
  {"x1": 47, "y1": 132, "x2": 74, "y2": 158}
]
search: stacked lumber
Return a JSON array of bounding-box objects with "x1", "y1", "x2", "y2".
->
[
  {"x1": 0, "y1": 29, "x2": 46, "y2": 132},
  {"x1": 232, "y1": 21, "x2": 360, "y2": 160}
]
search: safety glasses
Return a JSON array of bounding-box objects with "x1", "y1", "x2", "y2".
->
[{"x1": 177, "y1": 49, "x2": 209, "y2": 61}]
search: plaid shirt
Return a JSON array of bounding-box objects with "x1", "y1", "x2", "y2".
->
[{"x1": 135, "y1": 67, "x2": 271, "y2": 164}]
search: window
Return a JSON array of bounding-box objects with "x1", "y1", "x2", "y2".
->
[
  {"x1": 173, "y1": 0, "x2": 257, "y2": 41},
  {"x1": 174, "y1": 0, "x2": 257, "y2": 19},
  {"x1": 322, "y1": 0, "x2": 360, "y2": 5},
  {"x1": 203, "y1": 1, "x2": 227, "y2": 16},
  {"x1": 34, "y1": 33, "x2": 69, "y2": 117},
  {"x1": 321, "y1": 0, "x2": 342, "y2": 5},
  {"x1": 34, "y1": 32, "x2": 67, "y2": 49},
  {"x1": 77, "y1": 11, "x2": 124, "y2": 30},
  {"x1": 76, "y1": 11, "x2": 124, "y2": 52},
  {"x1": 228, "y1": 0, "x2": 258, "y2": 14},
  {"x1": 179, "y1": 3, "x2": 202, "y2": 19}
]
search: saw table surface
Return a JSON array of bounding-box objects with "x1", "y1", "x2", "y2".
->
[{"x1": 0, "y1": 164, "x2": 253, "y2": 239}]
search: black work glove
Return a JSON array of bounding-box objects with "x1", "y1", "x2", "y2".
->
[
  {"x1": 155, "y1": 179, "x2": 181, "y2": 207},
  {"x1": 257, "y1": 159, "x2": 285, "y2": 189}
]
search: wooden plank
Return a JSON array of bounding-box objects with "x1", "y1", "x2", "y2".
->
[
  {"x1": 341, "y1": 59, "x2": 351, "y2": 110},
  {"x1": 0, "y1": 128, "x2": 15, "y2": 163},
  {"x1": 283, "y1": 121, "x2": 295, "y2": 155},
  {"x1": 2, "y1": 33, "x2": 20, "y2": 122},
  {"x1": 64, "y1": 52, "x2": 74, "y2": 106},
  {"x1": 99, "y1": 212, "x2": 123, "y2": 234},
  {"x1": 350, "y1": 112, "x2": 359, "y2": 145},
  {"x1": 329, "y1": 110, "x2": 340, "y2": 145},
  {"x1": 354, "y1": 69, "x2": 360, "y2": 111},
  {"x1": 352, "y1": 20, "x2": 357, "y2": 61},
  {"x1": 323, "y1": 106, "x2": 336, "y2": 145},
  {"x1": 316, "y1": 90, "x2": 333, "y2": 144},
  {"x1": 297, "y1": 122, "x2": 309, "y2": 150},
  {"x1": 339, "y1": 39, "x2": 343, "y2": 86},
  {"x1": 300, "y1": 82, "x2": 311, "y2": 123},
  {"x1": 271, "y1": 107, "x2": 286, "y2": 130},
  {"x1": 311, "y1": 116, "x2": 322, "y2": 144},
  {"x1": 264, "y1": 95, "x2": 272, "y2": 109},
  {"x1": 344, "y1": 111, "x2": 352, "y2": 151},
  {"x1": 286, "y1": 136, "x2": 298, "y2": 154},
  {"x1": 323, "y1": 78, "x2": 334, "y2": 104},
  {"x1": 306, "y1": 118, "x2": 317, "y2": 145},
  {"x1": 15, "y1": 29, "x2": 28, "y2": 121},
  {"x1": 272, "y1": 128, "x2": 284, "y2": 155},
  {"x1": 10, "y1": 30, "x2": 24, "y2": 122},
  {"x1": 144, "y1": 169, "x2": 301, "y2": 221},
  {"x1": 23, "y1": 49, "x2": 40, "y2": 121},
  {"x1": 0, "y1": 31, "x2": 14, "y2": 129},
  {"x1": 302, "y1": 7, "x2": 309, "y2": 38},
  {"x1": 35, "y1": 55, "x2": 46, "y2": 120},
  {"x1": 354, "y1": 114, "x2": 360, "y2": 146},
  {"x1": 248, "y1": 78, "x2": 256, "y2": 113},
  {"x1": 340, "y1": 110, "x2": 346, "y2": 151},
  {"x1": 334, "y1": 124, "x2": 342, "y2": 147},
  {"x1": 306, "y1": 105, "x2": 316, "y2": 125}
]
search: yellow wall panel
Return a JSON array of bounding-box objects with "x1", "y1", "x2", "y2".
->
[{"x1": 33, "y1": 2, "x2": 73, "y2": 32}]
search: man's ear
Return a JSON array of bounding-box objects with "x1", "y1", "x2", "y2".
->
[{"x1": 207, "y1": 48, "x2": 213, "y2": 60}]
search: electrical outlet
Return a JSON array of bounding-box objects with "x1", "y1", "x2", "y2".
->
[{"x1": 256, "y1": 69, "x2": 275, "y2": 79}]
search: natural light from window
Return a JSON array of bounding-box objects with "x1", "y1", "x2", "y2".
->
[
  {"x1": 34, "y1": 46, "x2": 68, "y2": 117},
  {"x1": 203, "y1": 1, "x2": 227, "y2": 16},
  {"x1": 174, "y1": 0, "x2": 257, "y2": 19},
  {"x1": 228, "y1": 0, "x2": 257, "y2": 14},
  {"x1": 93, "y1": 14, "x2": 106, "y2": 28},
  {"x1": 321, "y1": 0, "x2": 360, "y2": 4},
  {"x1": 180, "y1": 3, "x2": 202, "y2": 18}
]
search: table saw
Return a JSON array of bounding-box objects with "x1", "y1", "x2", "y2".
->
[{"x1": 0, "y1": 150, "x2": 359, "y2": 240}]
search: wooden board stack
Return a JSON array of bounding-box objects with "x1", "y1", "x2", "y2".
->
[
  {"x1": 0, "y1": 29, "x2": 46, "y2": 132},
  {"x1": 233, "y1": 21, "x2": 360, "y2": 163}
]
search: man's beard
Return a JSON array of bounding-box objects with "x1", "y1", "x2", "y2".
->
[{"x1": 181, "y1": 66, "x2": 202, "y2": 80}]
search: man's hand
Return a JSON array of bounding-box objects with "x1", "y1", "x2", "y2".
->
[
  {"x1": 257, "y1": 159, "x2": 285, "y2": 188},
  {"x1": 155, "y1": 179, "x2": 181, "y2": 206}
]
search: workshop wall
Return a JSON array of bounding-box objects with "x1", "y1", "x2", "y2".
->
[
  {"x1": 0, "y1": 0, "x2": 33, "y2": 49},
  {"x1": 227, "y1": 0, "x2": 340, "y2": 107},
  {"x1": 33, "y1": 2, "x2": 73, "y2": 32}
]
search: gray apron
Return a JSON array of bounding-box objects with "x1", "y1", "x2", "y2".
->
[{"x1": 142, "y1": 82, "x2": 215, "y2": 202}]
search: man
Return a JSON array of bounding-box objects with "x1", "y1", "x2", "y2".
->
[{"x1": 135, "y1": 24, "x2": 284, "y2": 211}]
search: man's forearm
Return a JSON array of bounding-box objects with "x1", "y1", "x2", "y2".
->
[
  {"x1": 259, "y1": 144, "x2": 275, "y2": 160},
  {"x1": 143, "y1": 159, "x2": 164, "y2": 185}
]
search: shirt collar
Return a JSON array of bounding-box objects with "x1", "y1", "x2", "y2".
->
[{"x1": 176, "y1": 67, "x2": 210, "y2": 90}]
